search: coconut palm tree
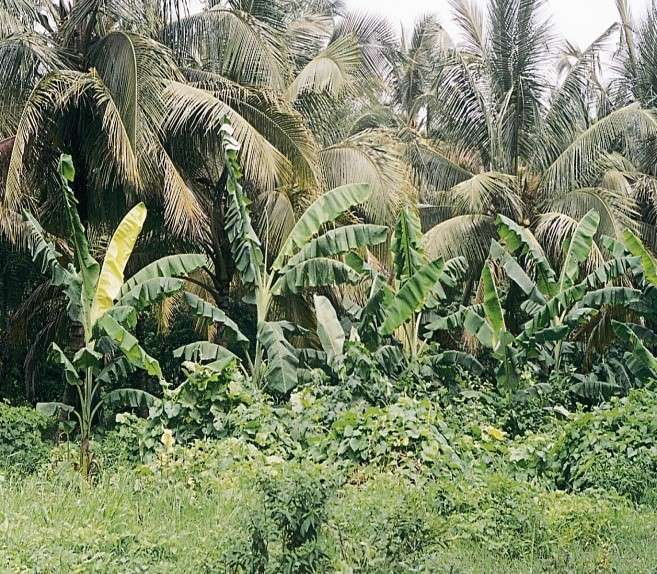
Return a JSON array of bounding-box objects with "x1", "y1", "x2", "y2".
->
[{"x1": 411, "y1": 0, "x2": 657, "y2": 287}]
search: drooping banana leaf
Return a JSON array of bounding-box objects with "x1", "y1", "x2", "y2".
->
[
  {"x1": 285, "y1": 224, "x2": 388, "y2": 269},
  {"x1": 428, "y1": 256, "x2": 468, "y2": 303},
  {"x1": 570, "y1": 374, "x2": 621, "y2": 401},
  {"x1": 578, "y1": 286, "x2": 641, "y2": 308},
  {"x1": 173, "y1": 341, "x2": 238, "y2": 363},
  {"x1": 496, "y1": 214, "x2": 556, "y2": 297},
  {"x1": 391, "y1": 206, "x2": 424, "y2": 283},
  {"x1": 622, "y1": 229, "x2": 657, "y2": 286},
  {"x1": 426, "y1": 304, "x2": 485, "y2": 332},
  {"x1": 58, "y1": 154, "x2": 100, "y2": 313},
  {"x1": 97, "y1": 314, "x2": 162, "y2": 379},
  {"x1": 104, "y1": 305, "x2": 138, "y2": 329},
  {"x1": 258, "y1": 321, "x2": 299, "y2": 394},
  {"x1": 104, "y1": 388, "x2": 161, "y2": 409},
  {"x1": 358, "y1": 275, "x2": 394, "y2": 346},
  {"x1": 117, "y1": 277, "x2": 185, "y2": 311},
  {"x1": 314, "y1": 295, "x2": 345, "y2": 363},
  {"x1": 183, "y1": 292, "x2": 248, "y2": 343},
  {"x1": 72, "y1": 345, "x2": 103, "y2": 370},
  {"x1": 220, "y1": 122, "x2": 265, "y2": 288},
  {"x1": 435, "y1": 350, "x2": 484, "y2": 374},
  {"x1": 273, "y1": 183, "x2": 371, "y2": 268},
  {"x1": 298, "y1": 348, "x2": 330, "y2": 369},
  {"x1": 120, "y1": 254, "x2": 207, "y2": 296},
  {"x1": 522, "y1": 283, "x2": 588, "y2": 336},
  {"x1": 22, "y1": 211, "x2": 70, "y2": 287},
  {"x1": 489, "y1": 239, "x2": 546, "y2": 305},
  {"x1": 50, "y1": 343, "x2": 81, "y2": 386},
  {"x1": 381, "y1": 258, "x2": 446, "y2": 335},
  {"x1": 581, "y1": 254, "x2": 641, "y2": 288},
  {"x1": 559, "y1": 209, "x2": 600, "y2": 291},
  {"x1": 273, "y1": 257, "x2": 360, "y2": 294},
  {"x1": 463, "y1": 309, "x2": 495, "y2": 348},
  {"x1": 36, "y1": 401, "x2": 76, "y2": 417},
  {"x1": 97, "y1": 357, "x2": 136, "y2": 385},
  {"x1": 613, "y1": 321, "x2": 657, "y2": 379}
]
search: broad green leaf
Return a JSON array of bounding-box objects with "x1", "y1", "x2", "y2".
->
[
  {"x1": 571, "y1": 376, "x2": 621, "y2": 400},
  {"x1": 358, "y1": 275, "x2": 394, "y2": 345},
  {"x1": 97, "y1": 314, "x2": 162, "y2": 379},
  {"x1": 579, "y1": 287, "x2": 641, "y2": 308},
  {"x1": 50, "y1": 343, "x2": 81, "y2": 386},
  {"x1": 22, "y1": 211, "x2": 70, "y2": 287},
  {"x1": 381, "y1": 258, "x2": 445, "y2": 335},
  {"x1": 104, "y1": 305, "x2": 139, "y2": 330},
  {"x1": 559, "y1": 209, "x2": 600, "y2": 291},
  {"x1": 496, "y1": 215, "x2": 556, "y2": 297},
  {"x1": 490, "y1": 239, "x2": 544, "y2": 302},
  {"x1": 90, "y1": 203, "x2": 147, "y2": 326},
  {"x1": 426, "y1": 256, "x2": 468, "y2": 306},
  {"x1": 117, "y1": 277, "x2": 185, "y2": 311},
  {"x1": 285, "y1": 224, "x2": 388, "y2": 269},
  {"x1": 37, "y1": 401, "x2": 75, "y2": 417},
  {"x1": 59, "y1": 155, "x2": 100, "y2": 314},
  {"x1": 222, "y1": 124, "x2": 264, "y2": 287},
  {"x1": 60, "y1": 154, "x2": 75, "y2": 181},
  {"x1": 72, "y1": 345, "x2": 103, "y2": 370},
  {"x1": 481, "y1": 264, "x2": 505, "y2": 341},
  {"x1": 259, "y1": 321, "x2": 299, "y2": 394},
  {"x1": 120, "y1": 254, "x2": 207, "y2": 296},
  {"x1": 273, "y1": 258, "x2": 360, "y2": 295},
  {"x1": 436, "y1": 351, "x2": 484, "y2": 374},
  {"x1": 391, "y1": 206, "x2": 424, "y2": 282},
  {"x1": 273, "y1": 183, "x2": 371, "y2": 269},
  {"x1": 426, "y1": 304, "x2": 484, "y2": 332},
  {"x1": 613, "y1": 321, "x2": 657, "y2": 379},
  {"x1": 183, "y1": 292, "x2": 248, "y2": 343},
  {"x1": 97, "y1": 357, "x2": 135, "y2": 385},
  {"x1": 623, "y1": 229, "x2": 657, "y2": 286},
  {"x1": 463, "y1": 309, "x2": 496, "y2": 348},
  {"x1": 173, "y1": 341, "x2": 239, "y2": 363},
  {"x1": 582, "y1": 254, "x2": 641, "y2": 288},
  {"x1": 314, "y1": 295, "x2": 345, "y2": 362},
  {"x1": 104, "y1": 388, "x2": 161, "y2": 409}
]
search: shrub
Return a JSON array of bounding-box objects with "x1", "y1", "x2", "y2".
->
[
  {"x1": 147, "y1": 362, "x2": 254, "y2": 444},
  {"x1": 0, "y1": 401, "x2": 52, "y2": 474},
  {"x1": 258, "y1": 461, "x2": 336, "y2": 574},
  {"x1": 552, "y1": 388, "x2": 657, "y2": 504}
]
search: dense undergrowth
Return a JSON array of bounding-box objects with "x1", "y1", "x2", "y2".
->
[{"x1": 2, "y1": 367, "x2": 657, "y2": 573}]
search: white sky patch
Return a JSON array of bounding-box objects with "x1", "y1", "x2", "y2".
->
[{"x1": 346, "y1": 0, "x2": 651, "y2": 49}]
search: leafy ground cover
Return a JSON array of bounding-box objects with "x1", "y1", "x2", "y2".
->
[{"x1": 2, "y1": 384, "x2": 657, "y2": 573}]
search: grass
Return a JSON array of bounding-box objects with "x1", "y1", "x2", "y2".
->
[{"x1": 1, "y1": 457, "x2": 656, "y2": 574}]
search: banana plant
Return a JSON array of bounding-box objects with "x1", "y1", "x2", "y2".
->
[
  {"x1": 491, "y1": 211, "x2": 641, "y2": 370},
  {"x1": 429, "y1": 211, "x2": 642, "y2": 391},
  {"x1": 219, "y1": 121, "x2": 388, "y2": 394},
  {"x1": 610, "y1": 229, "x2": 657, "y2": 382},
  {"x1": 346, "y1": 206, "x2": 469, "y2": 361},
  {"x1": 25, "y1": 155, "x2": 207, "y2": 475}
]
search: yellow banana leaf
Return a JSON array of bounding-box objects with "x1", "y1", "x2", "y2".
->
[{"x1": 90, "y1": 203, "x2": 147, "y2": 326}]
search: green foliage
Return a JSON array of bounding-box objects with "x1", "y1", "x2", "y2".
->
[
  {"x1": 258, "y1": 462, "x2": 335, "y2": 574},
  {"x1": 0, "y1": 402, "x2": 52, "y2": 474},
  {"x1": 553, "y1": 388, "x2": 657, "y2": 503},
  {"x1": 147, "y1": 362, "x2": 253, "y2": 445}
]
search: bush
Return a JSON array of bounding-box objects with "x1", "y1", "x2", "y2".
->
[
  {"x1": 0, "y1": 401, "x2": 52, "y2": 474},
  {"x1": 258, "y1": 461, "x2": 336, "y2": 574},
  {"x1": 146, "y1": 361, "x2": 254, "y2": 444},
  {"x1": 552, "y1": 388, "x2": 657, "y2": 504}
]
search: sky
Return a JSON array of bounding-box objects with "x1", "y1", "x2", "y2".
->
[{"x1": 346, "y1": 0, "x2": 651, "y2": 48}]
